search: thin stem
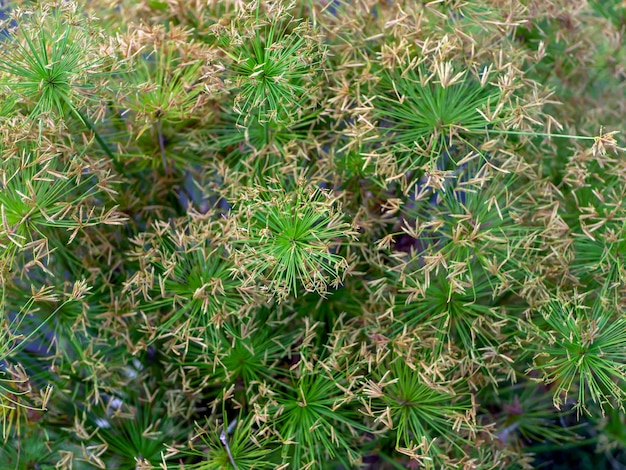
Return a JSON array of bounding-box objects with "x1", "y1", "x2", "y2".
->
[
  {"x1": 157, "y1": 117, "x2": 168, "y2": 172},
  {"x1": 68, "y1": 102, "x2": 124, "y2": 173},
  {"x1": 480, "y1": 128, "x2": 596, "y2": 141},
  {"x1": 220, "y1": 418, "x2": 238, "y2": 470},
  {"x1": 9, "y1": 302, "x2": 69, "y2": 357}
]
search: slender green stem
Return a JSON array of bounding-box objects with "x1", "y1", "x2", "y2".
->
[
  {"x1": 480, "y1": 128, "x2": 597, "y2": 140},
  {"x1": 64, "y1": 96, "x2": 124, "y2": 173}
]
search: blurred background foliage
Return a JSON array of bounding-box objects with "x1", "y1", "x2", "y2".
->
[{"x1": 1, "y1": 0, "x2": 626, "y2": 468}]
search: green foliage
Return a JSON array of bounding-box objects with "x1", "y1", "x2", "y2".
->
[
  {"x1": 181, "y1": 413, "x2": 276, "y2": 470},
  {"x1": 128, "y1": 215, "x2": 251, "y2": 332},
  {"x1": 1, "y1": 0, "x2": 626, "y2": 468},
  {"x1": 202, "y1": 111, "x2": 319, "y2": 175},
  {"x1": 480, "y1": 379, "x2": 581, "y2": 450},
  {"x1": 87, "y1": 387, "x2": 185, "y2": 469},
  {"x1": 374, "y1": 64, "x2": 502, "y2": 173},
  {"x1": 268, "y1": 360, "x2": 364, "y2": 467},
  {"x1": 0, "y1": 146, "x2": 114, "y2": 248},
  {"x1": 0, "y1": 427, "x2": 60, "y2": 469},
  {"x1": 527, "y1": 293, "x2": 626, "y2": 415},
  {"x1": 121, "y1": 39, "x2": 211, "y2": 170},
  {"x1": 0, "y1": 2, "x2": 107, "y2": 121},
  {"x1": 230, "y1": 183, "x2": 357, "y2": 300},
  {"x1": 221, "y1": 9, "x2": 324, "y2": 126},
  {"x1": 124, "y1": 45, "x2": 207, "y2": 131},
  {"x1": 393, "y1": 264, "x2": 504, "y2": 356},
  {"x1": 363, "y1": 360, "x2": 475, "y2": 467},
  {"x1": 178, "y1": 309, "x2": 297, "y2": 390}
]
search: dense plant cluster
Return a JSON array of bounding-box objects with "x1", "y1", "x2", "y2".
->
[{"x1": 1, "y1": 0, "x2": 626, "y2": 468}]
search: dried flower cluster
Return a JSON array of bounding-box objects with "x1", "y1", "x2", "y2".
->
[{"x1": 1, "y1": 0, "x2": 626, "y2": 468}]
